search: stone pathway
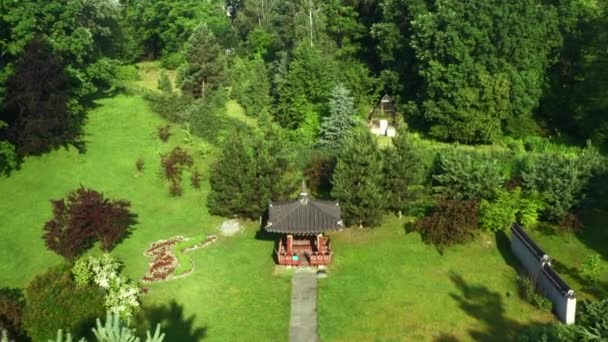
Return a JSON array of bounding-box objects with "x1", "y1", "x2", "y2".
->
[{"x1": 289, "y1": 268, "x2": 319, "y2": 342}]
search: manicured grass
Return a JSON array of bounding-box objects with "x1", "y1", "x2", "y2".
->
[
  {"x1": 0, "y1": 94, "x2": 290, "y2": 341},
  {"x1": 318, "y1": 218, "x2": 554, "y2": 342}
]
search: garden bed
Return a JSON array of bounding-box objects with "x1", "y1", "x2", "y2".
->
[{"x1": 142, "y1": 235, "x2": 217, "y2": 283}]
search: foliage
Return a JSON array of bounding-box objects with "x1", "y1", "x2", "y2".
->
[
  {"x1": 411, "y1": 200, "x2": 479, "y2": 248},
  {"x1": 136, "y1": 159, "x2": 145, "y2": 172},
  {"x1": 331, "y1": 128, "x2": 384, "y2": 227},
  {"x1": 157, "y1": 125, "x2": 171, "y2": 142},
  {"x1": 303, "y1": 152, "x2": 336, "y2": 197},
  {"x1": 159, "y1": 147, "x2": 194, "y2": 196},
  {"x1": 190, "y1": 168, "x2": 202, "y2": 190},
  {"x1": 432, "y1": 148, "x2": 507, "y2": 200},
  {"x1": 518, "y1": 144, "x2": 603, "y2": 221},
  {"x1": 43, "y1": 187, "x2": 135, "y2": 259},
  {"x1": 179, "y1": 24, "x2": 227, "y2": 99},
  {"x1": 231, "y1": 56, "x2": 271, "y2": 117},
  {"x1": 518, "y1": 299, "x2": 608, "y2": 341},
  {"x1": 0, "y1": 289, "x2": 24, "y2": 340},
  {"x1": 0, "y1": 38, "x2": 82, "y2": 157},
  {"x1": 143, "y1": 92, "x2": 192, "y2": 124},
  {"x1": 93, "y1": 311, "x2": 165, "y2": 342},
  {"x1": 479, "y1": 188, "x2": 542, "y2": 232},
  {"x1": 275, "y1": 45, "x2": 337, "y2": 129},
  {"x1": 157, "y1": 71, "x2": 173, "y2": 94},
  {"x1": 208, "y1": 121, "x2": 297, "y2": 218},
  {"x1": 23, "y1": 265, "x2": 105, "y2": 342},
  {"x1": 318, "y1": 84, "x2": 360, "y2": 151},
  {"x1": 517, "y1": 274, "x2": 552, "y2": 312},
  {"x1": 72, "y1": 255, "x2": 140, "y2": 319},
  {"x1": 381, "y1": 128, "x2": 425, "y2": 216},
  {"x1": 409, "y1": 0, "x2": 561, "y2": 143},
  {"x1": 580, "y1": 254, "x2": 603, "y2": 283}
]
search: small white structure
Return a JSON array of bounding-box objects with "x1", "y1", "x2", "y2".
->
[
  {"x1": 368, "y1": 95, "x2": 397, "y2": 137},
  {"x1": 218, "y1": 219, "x2": 242, "y2": 236}
]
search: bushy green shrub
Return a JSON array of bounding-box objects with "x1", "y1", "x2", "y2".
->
[
  {"x1": 411, "y1": 200, "x2": 479, "y2": 248},
  {"x1": 518, "y1": 144, "x2": 603, "y2": 221},
  {"x1": 517, "y1": 274, "x2": 552, "y2": 312},
  {"x1": 479, "y1": 188, "x2": 542, "y2": 232},
  {"x1": 160, "y1": 52, "x2": 185, "y2": 70},
  {"x1": 580, "y1": 254, "x2": 603, "y2": 283},
  {"x1": 157, "y1": 70, "x2": 173, "y2": 93},
  {"x1": 432, "y1": 147, "x2": 508, "y2": 200},
  {"x1": 231, "y1": 56, "x2": 271, "y2": 117},
  {"x1": 23, "y1": 265, "x2": 105, "y2": 341},
  {"x1": 0, "y1": 288, "x2": 25, "y2": 340},
  {"x1": 143, "y1": 92, "x2": 192, "y2": 123}
]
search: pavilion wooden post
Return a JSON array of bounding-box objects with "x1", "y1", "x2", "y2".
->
[{"x1": 287, "y1": 234, "x2": 293, "y2": 254}]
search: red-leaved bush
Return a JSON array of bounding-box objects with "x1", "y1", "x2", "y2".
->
[
  {"x1": 43, "y1": 187, "x2": 135, "y2": 260},
  {"x1": 411, "y1": 200, "x2": 479, "y2": 248},
  {"x1": 160, "y1": 147, "x2": 193, "y2": 196}
]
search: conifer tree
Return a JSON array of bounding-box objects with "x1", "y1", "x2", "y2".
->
[
  {"x1": 207, "y1": 128, "x2": 258, "y2": 218},
  {"x1": 331, "y1": 127, "x2": 384, "y2": 227},
  {"x1": 180, "y1": 24, "x2": 227, "y2": 99},
  {"x1": 382, "y1": 127, "x2": 424, "y2": 217},
  {"x1": 318, "y1": 83, "x2": 360, "y2": 150},
  {"x1": 157, "y1": 70, "x2": 173, "y2": 93}
]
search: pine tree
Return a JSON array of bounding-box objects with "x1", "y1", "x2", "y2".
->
[
  {"x1": 207, "y1": 129, "x2": 259, "y2": 218},
  {"x1": 318, "y1": 83, "x2": 360, "y2": 150},
  {"x1": 331, "y1": 127, "x2": 384, "y2": 227},
  {"x1": 157, "y1": 70, "x2": 173, "y2": 93},
  {"x1": 382, "y1": 127, "x2": 424, "y2": 217},
  {"x1": 231, "y1": 56, "x2": 271, "y2": 117},
  {"x1": 180, "y1": 24, "x2": 227, "y2": 99}
]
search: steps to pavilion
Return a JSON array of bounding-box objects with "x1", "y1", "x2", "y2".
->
[{"x1": 289, "y1": 268, "x2": 319, "y2": 342}]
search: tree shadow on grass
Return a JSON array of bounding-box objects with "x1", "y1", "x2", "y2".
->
[
  {"x1": 495, "y1": 230, "x2": 520, "y2": 272},
  {"x1": 135, "y1": 300, "x2": 207, "y2": 341},
  {"x1": 448, "y1": 272, "x2": 546, "y2": 341}
]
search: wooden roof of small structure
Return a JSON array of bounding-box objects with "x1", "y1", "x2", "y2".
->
[
  {"x1": 265, "y1": 190, "x2": 343, "y2": 235},
  {"x1": 368, "y1": 94, "x2": 397, "y2": 121}
]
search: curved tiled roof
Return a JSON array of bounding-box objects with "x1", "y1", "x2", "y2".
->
[{"x1": 265, "y1": 193, "x2": 343, "y2": 235}]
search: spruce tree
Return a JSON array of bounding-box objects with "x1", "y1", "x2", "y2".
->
[
  {"x1": 331, "y1": 127, "x2": 384, "y2": 227},
  {"x1": 318, "y1": 83, "x2": 360, "y2": 150},
  {"x1": 180, "y1": 24, "x2": 227, "y2": 99},
  {"x1": 382, "y1": 127, "x2": 424, "y2": 217},
  {"x1": 207, "y1": 128, "x2": 258, "y2": 218},
  {"x1": 157, "y1": 70, "x2": 173, "y2": 93}
]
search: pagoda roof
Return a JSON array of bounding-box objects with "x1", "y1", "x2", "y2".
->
[{"x1": 265, "y1": 192, "x2": 343, "y2": 235}]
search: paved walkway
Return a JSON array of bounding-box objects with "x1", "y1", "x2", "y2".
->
[{"x1": 289, "y1": 268, "x2": 319, "y2": 342}]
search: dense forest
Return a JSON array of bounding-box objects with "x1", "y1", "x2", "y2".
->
[
  {"x1": 1, "y1": 0, "x2": 608, "y2": 340},
  {"x1": 1, "y1": 0, "x2": 607, "y2": 170}
]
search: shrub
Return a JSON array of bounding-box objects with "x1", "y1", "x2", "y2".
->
[
  {"x1": 479, "y1": 188, "x2": 542, "y2": 232},
  {"x1": 191, "y1": 168, "x2": 201, "y2": 189},
  {"x1": 580, "y1": 254, "x2": 603, "y2": 283},
  {"x1": 411, "y1": 200, "x2": 479, "y2": 247},
  {"x1": 43, "y1": 187, "x2": 135, "y2": 259},
  {"x1": 517, "y1": 274, "x2": 552, "y2": 312},
  {"x1": 160, "y1": 52, "x2": 185, "y2": 69},
  {"x1": 0, "y1": 289, "x2": 24, "y2": 340},
  {"x1": 72, "y1": 255, "x2": 140, "y2": 318},
  {"x1": 518, "y1": 144, "x2": 603, "y2": 222},
  {"x1": 136, "y1": 158, "x2": 145, "y2": 172},
  {"x1": 157, "y1": 70, "x2": 173, "y2": 93},
  {"x1": 157, "y1": 125, "x2": 171, "y2": 142},
  {"x1": 559, "y1": 212, "x2": 583, "y2": 232},
  {"x1": 144, "y1": 91, "x2": 192, "y2": 123},
  {"x1": 303, "y1": 152, "x2": 336, "y2": 197},
  {"x1": 432, "y1": 148, "x2": 508, "y2": 200},
  {"x1": 160, "y1": 147, "x2": 194, "y2": 196},
  {"x1": 23, "y1": 265, "x2": 105, "y2": 341}
]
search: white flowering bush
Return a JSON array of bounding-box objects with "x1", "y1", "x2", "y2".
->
[{"x1": 72, "y1": 254, "x2": 140, "y2": 318}]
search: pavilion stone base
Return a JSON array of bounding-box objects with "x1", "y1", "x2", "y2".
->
[{"x1": 276, "y1": 234, "x2": 332, "y2": 267}]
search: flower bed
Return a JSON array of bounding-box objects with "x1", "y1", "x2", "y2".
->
[{"x1": 142, "y1": 235, "x2": 217, "y2": 283}]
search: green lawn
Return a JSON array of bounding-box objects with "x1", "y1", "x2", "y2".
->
[
  {"x1": 0, "y1": 94, "x2": 290, "y2": 341},
  {"x1": 1, "y1": 91, "x2": 607, "y2": 341},
  {"x1": 318, "y1": 217, "x2": 608, "y2": 341}
]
